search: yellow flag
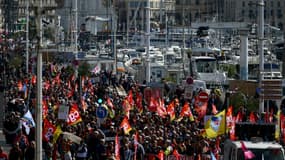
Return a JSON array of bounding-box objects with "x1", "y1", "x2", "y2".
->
[
  {"x1": 205, "y1": 110, "x2": 226, "y2": 139},
  {"x1": 275, "y1": 110, "x2": 281, "y2": 140},
  {"x1": 52, "y1": 126, "x2": 62, "y2": 144}
]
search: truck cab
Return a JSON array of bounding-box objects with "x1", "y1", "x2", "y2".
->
[{"x1": 224, "y1": 138, "x2": 285, "y2": 160}]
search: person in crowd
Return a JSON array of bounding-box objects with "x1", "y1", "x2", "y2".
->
[
  {"x1": 76, "y1": 140, "x2": 88, "y2": 160},
  {"x1": 0, "y1": 146, "x2": 8, "y2": 160},
  {"x1": 8, "y1": 142, "x2": 22, "y2": 160},
  {"x1": 24, "y1": 141, "x2": 35, "y2": 160}
]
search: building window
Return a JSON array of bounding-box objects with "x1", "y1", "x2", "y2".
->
[
  {"x1": 271, "y1": 10, "x2": 274, "y2": 16},
  {"x1": 270, "y1": 1, "x2": 273, "y2": 7},
  {"x1": 277, "y1": 10, "x2": 282, "y2": 19},
  {"x1": 278, "y1": 23, "x2": 283, "y2": 30},
  {"x1": 277, "y1": 1, "x2": 281, "y2": 7},
  {"x1": 242, "y1": 1, "x2": 245, "y2": 7},
  {"x1": 195, "y1": 0, "x2": 199, "y2": 5}
]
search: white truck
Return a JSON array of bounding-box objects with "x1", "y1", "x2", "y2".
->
[{"x1": 223, "y1": 138, "x2": 285, "y2": 160}]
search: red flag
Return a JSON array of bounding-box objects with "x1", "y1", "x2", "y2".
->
[
  {"x1": 229, "y1": 116, "x2": 236, "y2": 140},
  {"x1": 135, "y1": 93, "x2": 143, "y2": 113},
  {"x1": 167, "y1": 101, "x2": 176, "y2": 121},
  {"x1": 122, "y1": 99, "x2": 131, "y2": 118},
  {"x1": 172, "y1": 149, "x2": 180, "y2": 160},
  {"x1": 179, "y1": 102, "x2": 194, "y2": 121},
  {"x1": 157, "y1": 150, "x2": 164, "y2": 160},
  {"x1": 236, "y1": 111, "x2": 243, "y2": 122},
  {"x1": 249, "y1": 112, "x2": 257, "y2": 123},
  {"x1": 157, "y1": 98, "x2": 167, "y2": 118},
  {"x1": 107, "y1": 97, "x2": 114, "y2": 109},
  {"x1": 81, "y1": 98, "x2": 88, "y2": 112},
  {"x1": 43, "y1": 119, "x2": 56, "y2": 142},
  {"x1": 42, "y1": 100, "x2": 48, "y2": 119},
  {"x1": 212, "y1": 104, "x2": 218, "y2": 115},
  {"x1": 115, "y1": 134, "x2": 120, "y2": 160},
  {"x1": 52, "y1": 73, "x2": 61, "y2": 86},
  {"x1": 31, "y1": 75, "x2": 36, "y2": 84},
  {"x1": 120, "y1": 117, "x2": 132, "y2": 135},
  {"x1": 44, "y1": 80, "x2": 51, "y2": 90},
  {"x1": 195, "y1": 101, "x2": 207, "y2": 119},
  {"x1": 17, "y1": 80, "x2": 23, "y2": 91},
  {"x1": 127, "y1": 90, "x2": 134, "y2": 106},
  {"x1": 67, "y1": 103, "x2": 82, "y2": 125},
  {"x1": 148, "y1": 97, "x2": 158, "y2": 112}
]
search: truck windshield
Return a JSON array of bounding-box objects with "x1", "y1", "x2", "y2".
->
[
  {"x1": 195, "y1": 59, "x2": 216, "y2": 73},
  {"x1": 237, "y1": 148, "x2": 285, "y2": 160}
]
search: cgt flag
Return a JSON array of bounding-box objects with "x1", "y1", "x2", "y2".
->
[
  {"x1": 205, "y1": 110, "x2": 226, "y2": 139},
  {"x1": 67, "y1": 103, "x2": 82, "y2": 125}
]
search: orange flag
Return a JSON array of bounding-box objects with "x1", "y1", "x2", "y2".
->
[
  {"x1": 67, "y1": 103, "x2": 82, "y2": 125},
  {"x1": 226, "y1": 106, "x2": 233, "y2": 133},
  {"x1": 167, "y1": 101, "x2": 176, "y2": 121},
  {"x1": 230, "y1": 116, "x2": 236, "y2": 140},
  {"x1": 178, "y1": 102, "x2": 194, "y2": 122},
  {"x1": 122, "y1": 99, "x2": 131, "y2": 118},
  {"x1": 120, "y1": 117, "x2": 132, "y2": 135}
]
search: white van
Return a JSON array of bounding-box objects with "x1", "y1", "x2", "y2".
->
[{"x1": 223, "y1": 139, "x2": 285, "y2": 160}]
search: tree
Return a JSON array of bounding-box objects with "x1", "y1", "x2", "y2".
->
[{"x1": 78, "y1": 61, "x2": 91, "y2": 77}]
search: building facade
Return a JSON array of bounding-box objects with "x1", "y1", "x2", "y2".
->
[{"x1": 224, "y1": 0, "x2": 284, "y2": 31}]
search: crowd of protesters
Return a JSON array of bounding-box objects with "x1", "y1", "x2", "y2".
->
[{"x1": 1, "y1": 37, "x2": 283, "y2": 160}]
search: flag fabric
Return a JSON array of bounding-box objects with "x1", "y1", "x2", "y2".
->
[
  {"x1": 31, "y1": 75, "x2": 36, "y2": 84},
  {"x1": 275, "y1": 110, "x2": 281, "y2": 140},
  {"x1": 226, "y1": 106, "x2": 233, "y2": 133},
  {"x1": 229, "y1": 116, "x2": 236, "y2": 140},
  {"x1": 240, "y1": 141, "x2": 255, "y2": 160},
  {"x1": 17, "y1": 81, "x2": 23, "y2": 91},
  {"x1": 21, "y1": 110, "x2": 35, "y2": 135},
  {"x1": 178, "y1": 102, "x2": 194, "y2": 122},
  {"x1": 43, "y1": 119, "x2": 56, "y2": 142},
  {"x1": 148, "y1": 97, "x2": 158, "y2": 112},
  {"x1": 91, "y1": 65, "x2": 100, "y2": 74},
  {"x1": 52, "y1": 126, "x2": 62, "y2": 144},
  {"x1": 67, "y1": 103, "x2": 82, "y2": 125},
  {"x1": 172, "y1": 149, "x2": 180, "y2": 159},
  {"x1": 120, "y1": 117, "x2": 132, "y2": 135},
  {"x1": 281, "y1": 113, "x2": 285, "y2": 142},
  {"x1": 81, "y1": 98, "x2": 88, "y2": 112},
  {"x1": 122, "y1": 99, "x2": 131, "y2": 118},
  {"x1": 167, "y1": 101, "x2": 176, "y2": 121},
  {"x1": 135, "y1": 93, "x2": 143, "y2": 113},
  {"x1": 205, "y1": 110, "x2": 226, "y2": 139},
  {"x1": 42, "y1": 100, "x2": 48, "y2": 119},
  {"x1": 115, "y1": 135, "x2": 120, "y2": 160},
  {"x1": 156, "y1": 98, "x2": 167, "y2": 118},
  {"x1": 249, "y1": 112, "x2": 257, "y2": 123},
  {"x1": 236, "y1": 111, "x2": 243, "y2": 122},
  {"x1": 195, "y1": 101, "x2": 207, "y2": 119},
  {"x1": 157, "y1": 150, "x2": 164, "y2": 160},
  {"x1": 127, "y1": 90, "x2": 134, "y2": 107}
]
